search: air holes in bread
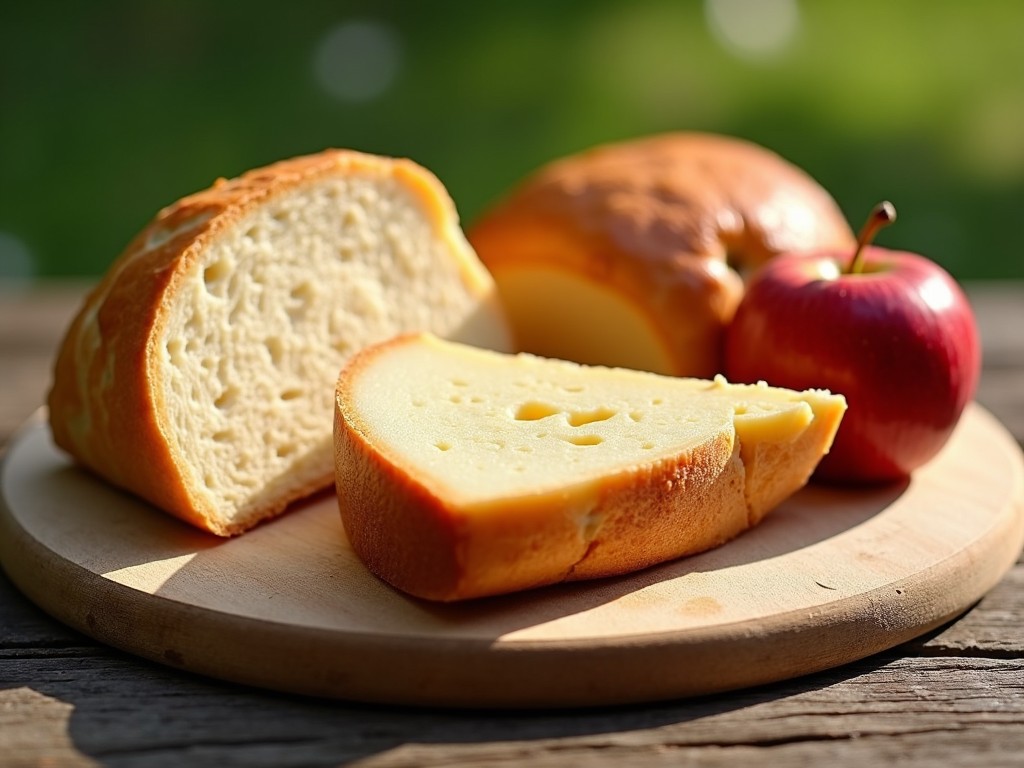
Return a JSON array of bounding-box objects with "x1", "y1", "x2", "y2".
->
[
  {"x1": 166, "y1": 339, "x2": 186, "y2": 366},
  {"x1": 565, "y1": 434, "x2": 603, "y2": 446},
  {"x1": 265, "y1": 337, "x2": 284, "y2": 366},
  {"x1": 215, "y1": 386, "x2": 239, "y2": 410},
  {"x1": 291, "y1": 281, "x2": 315, "y2": 304},
  {"x1": 515, "y1": 401, "x2": 617, "y2": 427},
  {"x1": 287, "y1": 282, "x2": 315, "y2": 324},
  {"x1": 514, "y1": 401, "x2": 560, "y2": 421},
  {"x1": 337, "y1": 242, "x2": 356, "y2": 262},
  {"x1": 343, "y1": 205, "x2": 366, "y2": 229},
  {"x1": 567, "y1": 407, "x2": 616, "y2": 427},
  {"x1": 203, "y1": 260, "x2": 231, "y2": 292}
]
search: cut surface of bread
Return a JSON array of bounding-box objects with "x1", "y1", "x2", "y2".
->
[
  {"x1": 334, "y1": 333, "x2": 846, "y2": 601},
  {"x1": 469, "y1": 132, "x2": 855, "y2": 378},
  {"x1": 48, "y1": 150, "x2": 511, "y2": 536}
]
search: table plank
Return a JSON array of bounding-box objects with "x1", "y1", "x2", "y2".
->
[
  {"x1": 914, "y1": 567, "x2": 1024, "y2": 655},
  {"x1": 3, "y1": 626, "x2": 1022, "y2": 767},
  {"x1": 0, "y1": 282, "x2": 89, "y2": 445}
]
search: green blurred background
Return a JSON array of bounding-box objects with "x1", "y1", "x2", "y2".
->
[{"x1": 2, "y1": 0, "x2": 1022, "y2": 283}]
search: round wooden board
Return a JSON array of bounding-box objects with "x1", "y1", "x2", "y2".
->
[{"x1": 2, "y1": 405, "x2": 1022, "y2": 708}]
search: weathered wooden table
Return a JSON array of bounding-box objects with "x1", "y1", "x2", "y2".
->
[{"x1": 2, "y1": 281, "x2": 1022, "y2": 767}]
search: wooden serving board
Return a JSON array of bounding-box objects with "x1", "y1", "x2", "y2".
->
[{"x1": 2, "y1": 405, "x2": 1022, "y2": 708}]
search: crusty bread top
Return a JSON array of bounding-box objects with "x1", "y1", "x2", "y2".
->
[
  {"x1": 48, "y1": 150, "x2": 510, "y2": 535},
  {"x1": 469, "y1": 132, "x2": 855, "y2": 377},
  {"x1": 334, "y1": 333, "x2": 846, "y2": 600}
]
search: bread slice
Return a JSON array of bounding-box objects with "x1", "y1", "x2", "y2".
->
[
  {"x1": 334, "y1": 333, "x2": 846, "y2": 601},
  {"x1": 48, "y1": 150, "x2": 511, "y2": 536}
]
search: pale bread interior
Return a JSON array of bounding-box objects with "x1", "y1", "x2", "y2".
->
[
  {"x1": 345, "y1": 334, "x2": 841, "y2": 508},
  {"x1": 490, "y1": 266, "x2": 677, "y2": 374},
  {"x1": 158, "y1": 174, "x2": 506, "y2": 530}
]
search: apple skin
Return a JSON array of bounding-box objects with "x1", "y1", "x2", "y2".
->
[{"x1": 724, "y1": 246, "x2": 981, "y2": 484}]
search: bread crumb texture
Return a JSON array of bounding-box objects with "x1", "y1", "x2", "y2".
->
[
  {"x1": 334, "y1": 334, "x2": 845, "y2": 600},
  {"x1": 48, "y1": 151, "x2": 510, "y2": 535},
  {"x1": 162, "y1": 173, "x2": 478, "y2": 516}
]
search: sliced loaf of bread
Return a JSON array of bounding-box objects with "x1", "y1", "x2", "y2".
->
[
  {"x1": 334, "y1": 333, "x2": 846, "y2": 601},
  {"x1": 48, "y1": 150, "x2": 511, "y2": 536}
]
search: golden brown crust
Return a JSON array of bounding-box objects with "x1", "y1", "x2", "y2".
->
[
  {"x1": 469, "y1": 132, "x2": 855, "y2": 377},
  {"x1": 563, "y1": 435, "x2": 747, "y2": 583},
  {"x1": 48, "y1": 150, "x2": 494, "y2": 536},
  {"x1": 334, "y1": 334, "x2": 465, "y2": 598}
]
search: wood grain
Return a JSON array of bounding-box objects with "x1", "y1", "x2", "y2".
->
[
  {"x1": 2, "y1": 588, "x2": 1021, "y2": 768},
  {"x1": 912, "y1": 566, "x2": 1024, "y2": 656}
]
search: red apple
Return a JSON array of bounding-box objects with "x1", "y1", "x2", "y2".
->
[{"x1": 724, "y1": 202, "x2": 981, "y2": 484}]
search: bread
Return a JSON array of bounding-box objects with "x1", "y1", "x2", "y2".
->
[
  {"x1": 48, "y1": 150, "x2": 511, "y2": 536},
  {"x1": 469, "y1": 132, "x2": 855, "y2": 378},
  {"x1": 334, "y1": 333, "x2": 847, "y2": 601}
]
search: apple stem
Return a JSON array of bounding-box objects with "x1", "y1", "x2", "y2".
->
[{"x1": 848, "y1": 201, "x2": 897, "y2": 274}]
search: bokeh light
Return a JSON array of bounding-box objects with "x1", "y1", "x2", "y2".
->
[
  {"x1": 705, "y1": 0, "x2": 800, "y2": 60},
  {"x1": 313, "y1": 20, "x2": 403, "y2": 103},
  {"x1": 0, "y1": 232, "x2": 34, "y2": 288}
]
